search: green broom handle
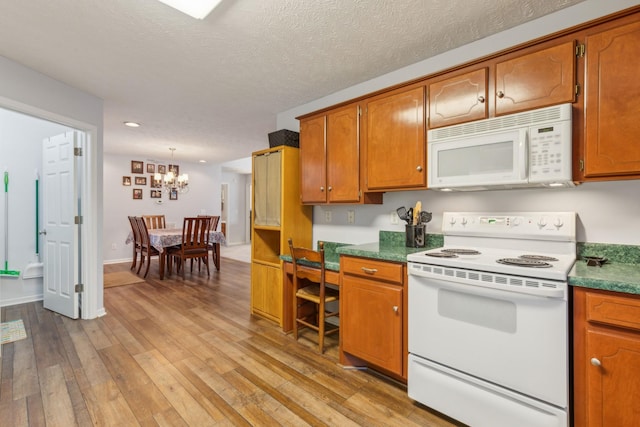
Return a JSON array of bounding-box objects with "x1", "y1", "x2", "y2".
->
[{"x1": 35, "y1": 177, "x2": 39, "y2": 255}]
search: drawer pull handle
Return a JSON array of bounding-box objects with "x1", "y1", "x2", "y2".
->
[
  {"x1": 392, "y1": 306, "x2": 399, "y2": 313},
  {"x1": 361, "y1": 267, "x2": 378, "y2": 274},
  {"x1": 591, "y1": 357, "x2": 601, "y2": 367}
]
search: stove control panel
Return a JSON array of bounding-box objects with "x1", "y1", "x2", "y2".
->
[{"x1": 442, "y1": 212, "x2": 576, "y2": 241}]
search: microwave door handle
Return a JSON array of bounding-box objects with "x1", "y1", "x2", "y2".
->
[{"x1": 519, "y1": 129, "x2": 528, "y2": 180}]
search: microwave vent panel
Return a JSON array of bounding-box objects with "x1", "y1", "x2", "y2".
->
[{"x1": 429, "y1": 103, "x2": 571, "y2": 142}]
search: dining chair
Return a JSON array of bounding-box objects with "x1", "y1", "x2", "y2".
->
[
  {"x1": 167, "y1": 216, "x2": 211, "y2": 279},
  {"x1": 143, "y1": 214, "x2": 166, "y2": 230},
  {"x1": 135, "y1": 216, "x2": 160, "y2": 278},
  {"x1": 128, "y1": 216, "x2": 142, "y2": 270},
  {"x1": 288, "y1": 238, "x2": 339, "y2": 353},
  {"x1": 198, "y1": 215, "x2": 221, "y2": 270}
]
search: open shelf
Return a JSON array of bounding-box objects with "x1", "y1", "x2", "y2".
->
[{"x1": 252, "y1": 228, "x2": 282, "y2": 265}]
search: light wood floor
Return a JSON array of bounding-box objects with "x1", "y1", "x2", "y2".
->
[{"x1": 0, "y1": 257, "x2": 463, "y2": 426}]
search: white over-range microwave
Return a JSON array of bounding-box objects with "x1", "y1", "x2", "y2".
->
[{"x1": 427, "y1": 103, "x2": 574, "y2": 191}]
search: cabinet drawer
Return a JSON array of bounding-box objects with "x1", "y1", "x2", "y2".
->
[
  {"x1": 341, "y1": 256, "x2": 404, "y2": 284},
  {"x1": 586, "y1": 292, "x2": 640, "y2": 332}
]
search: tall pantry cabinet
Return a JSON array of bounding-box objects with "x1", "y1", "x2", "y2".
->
[{"x1": 250, "y1": 145, "x2": 312, "y2": 326}]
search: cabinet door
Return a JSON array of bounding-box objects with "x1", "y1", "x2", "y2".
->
[
  {"x1": 342, "y1": 276, "x2": 403, "y2": 376},
  {"x1": 586, "y1": 330, "x2": 640, "y2": 427},
  {"x1": 253, "y1": 151, "x2": 281, "y2": 226},
  {"x1": 584, "y1": 20, "x2": 640, "y2": 177},
  {"x1": 428, "y1": 68, "x2": 488, "y2": 128},
  {"x1": 299, "y1": 115, "x2": 327, "y2": 203},
  {"x1": 495, "y1": 41, "x2": 575, "y2": 116},
  {"x1": 364, "y1": 86, "x2": 426, "y2": 190},
  {"x1": 326, "y1": 104, "x2": 360, "y2": 203},
  {"x1": 251, "y1": 262, "x2": 282, "y2": 323}
]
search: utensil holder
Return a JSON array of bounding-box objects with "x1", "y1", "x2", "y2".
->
[{"x1": 406, "y1": 224, "x2": 426, "y2": 248}]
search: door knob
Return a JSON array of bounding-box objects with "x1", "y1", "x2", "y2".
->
[
  {"x1": 590, "y1": 357, "x2": 601, "y2": 367},
  {"x1": 497, "y1": 91, "x2": 505, "y2": 98},
  {"x1": 392, "y1": 306, "x2": 399, "y2": 313},
  {"x1": 39, "y1": 230, "x2": 47, "y2": 235}
]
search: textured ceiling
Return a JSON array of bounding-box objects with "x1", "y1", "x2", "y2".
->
[{"x1": 0, "y1": 0, "x2": 584, "y2": 167}]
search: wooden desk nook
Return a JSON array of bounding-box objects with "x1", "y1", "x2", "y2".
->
[{"x1": 282, "y1": 260, "x2": 340, "y2": 334}]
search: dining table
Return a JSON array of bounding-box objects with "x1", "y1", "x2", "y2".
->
[{"x1": 126, "y1": 228, "x2": 226, "y2": 279}]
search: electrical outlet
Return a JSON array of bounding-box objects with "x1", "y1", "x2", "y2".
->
[
  {"x1": 111, "y1": 243, "x2": 117, "y2": 250},
  {"x1": 347, "y1": 210, "x2": 355, "y2": 224},
  {"x1": 325, "y1": 210, "x2": 332, "y2": 223},
  {"x1": 391, "y1": 211, "x2": 399, "y2": 225}
]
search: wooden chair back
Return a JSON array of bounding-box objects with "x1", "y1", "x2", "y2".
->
[
  {"x1": 128, "y1": 215, "x2": 142, "y2": 270},
  {"x1": 135, "y1": 216, "x2": 159, "y2": 277},
  {"x1": 168, "y1": 216, "x2": 211, "y2": 279},
  {"x1": 143, "y1": 214, "x2": 166, "y2": 230},
  {"x1": 181, "y1": 216, "x2": 210, "y2": 250},
  {"x1": 198, "y1": 215, "x2": 220, "y2": 231},
  {"x1": 288, "y1": 238, "x2": 339, "y2": 353}
]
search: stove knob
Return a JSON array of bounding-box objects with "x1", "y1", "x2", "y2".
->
[
  {"x1": 537, "y1": 217, "x2": 548, "y2": 229},
  {"x1": 554, "y1": 218, "x2": 564, "y2": 229},
  {"x1": 449, "y1": 217, "x2": 456, "y2": 226},
  {"x1": 511, "y1": 217, "x2": 522, "y2": 226},
  {"x1": 461, "y1": 217, "x2": 468, "y2": 226}
]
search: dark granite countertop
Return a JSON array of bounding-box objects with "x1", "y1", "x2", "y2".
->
[
  {"x1": 569, "y1": 242, "x2": 640, "y2": 295},
  {"x1": 280, "y1": 231, "x2": 444, "y2": 270}
]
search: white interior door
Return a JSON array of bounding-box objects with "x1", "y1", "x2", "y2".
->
[{"x1": 42, "y1": 131, "x2": 79, "y2": 319}]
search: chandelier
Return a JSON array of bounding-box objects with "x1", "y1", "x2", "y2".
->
[{"x1": 155, "y1": 148, "x2": 189, "y2": 194}]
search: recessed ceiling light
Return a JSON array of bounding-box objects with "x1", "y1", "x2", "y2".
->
[
  {"x1": 123, "y1": 121, "x2": 140, "y2": 128},
  {"x1": 199, "y1": 160, "x2": 207, "y2": 163},
  {"x1": 156, "y1": 0, "x2": 223, "y2": 19}
]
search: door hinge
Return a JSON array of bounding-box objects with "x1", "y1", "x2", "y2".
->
[
  {"x1": 74, "y1": 147, "x2": 83, "y2": 156},
  {"x1": 575, "y1": 84, "x2": 581, "y2": 96},
  {"x1": 75, "y1": 283, "x2": 84, "y2": 293},
  {"x1": 575, "y1": 43, "x2": 585, "y2": 58},
  {"x1": 579, "y1": 159, "x2": 584, "y2": 171},
  {"x1": 75, "y1": 215, "x2": 83, "y2": 224},
  {"x1": 358, "y1": 106, "x2": 362, "y2": 116}
]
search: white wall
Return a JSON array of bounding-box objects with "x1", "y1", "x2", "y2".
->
[
  {"x1": 0, "y1": 54, "x2": 103, "y2": 317},
  {"x1": 102, "y1": 153, "x2": 222, "y2": 263},
  {"x1": 277, "y1": 0, "x2": 640, "y2": 248},
  {"x1": 0, "y1": 108, "x2": 72, "y2": 306},
  {"x1": 221, "y1": 171, "x2": 251, "y2": 245}
]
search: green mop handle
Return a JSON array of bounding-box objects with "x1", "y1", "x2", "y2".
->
[{"x1": 4, "y1": 171, "x2": 8, "y2": 271}]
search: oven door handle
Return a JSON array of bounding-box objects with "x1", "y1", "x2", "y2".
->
[{"x1": 408, "y1": 263, "x2": 566, "y2": 299}]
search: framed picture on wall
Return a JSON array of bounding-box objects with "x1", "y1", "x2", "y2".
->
[
  {"x1": 134, "y1": 176, "x2": 147, "y2": 185},
  {"x1": 150, "y1": 175, "x2": 162, "y2": 188},
  {"x1": 146, "y1": 163, "x2": 155, "y2": 173},
  {"x1": 122, "y1": 176, "x2": 131, "y2": 186},
  {"x1": 131, "y1": 160, "x2": 144, "y2": 174},
  {"x1": 158, "y1": 165, "x2": 166, "y2": 174},
  {"x1": 169, "y1": 189, "x2": 178, "y2": 200},
  {"x1": 150, "y1": 190, "x2": 162, "y2": 198},
  {"x1": 133, "y1": 188, "x2": 143, "y2": 199}
]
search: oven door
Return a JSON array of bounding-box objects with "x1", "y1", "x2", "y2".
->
[{"x1": 407, "y1": 263, "x2": 568, "y2": 408}]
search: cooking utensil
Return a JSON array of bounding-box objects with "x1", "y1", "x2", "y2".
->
[
  {"x1": 419, "y1": 211, "x2": 432, "y2": 224},
  {"x1": 396, "y1": 206, "x2": 408, "y2": 222},
  {"x1": 413, "y1": 201, "x2": 422, "y2": 225},
  {"x1": 406, "y1": 208, "x2": 413, "y2": 225}
]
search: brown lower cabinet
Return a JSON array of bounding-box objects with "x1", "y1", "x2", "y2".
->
[
  {"x1": 340, "y1": 256, "x2": 407, "y2": 381},
  {"x1": 573, "y1": 287, "x2": 640, "y2": 426}
]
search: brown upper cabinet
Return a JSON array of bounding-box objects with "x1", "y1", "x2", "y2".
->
[
  {"x1": 428, "y1": 40, "x2": 576, "y2": 129},
  {"x1": 428, "y1": 68, "x2": 488, "y2": 129},
  {"x1": 361, "y1": 84, "x2": 427, "y2": 191},
  {"x1": 582, "y1": 14, "x2": 640, "y2": 179},
  {"x1": 495, "y1": 40, "x2": 576, "y2": 116},
  {"x1": 299, "y1": 103, "x2": 381, "y2": 204}
]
